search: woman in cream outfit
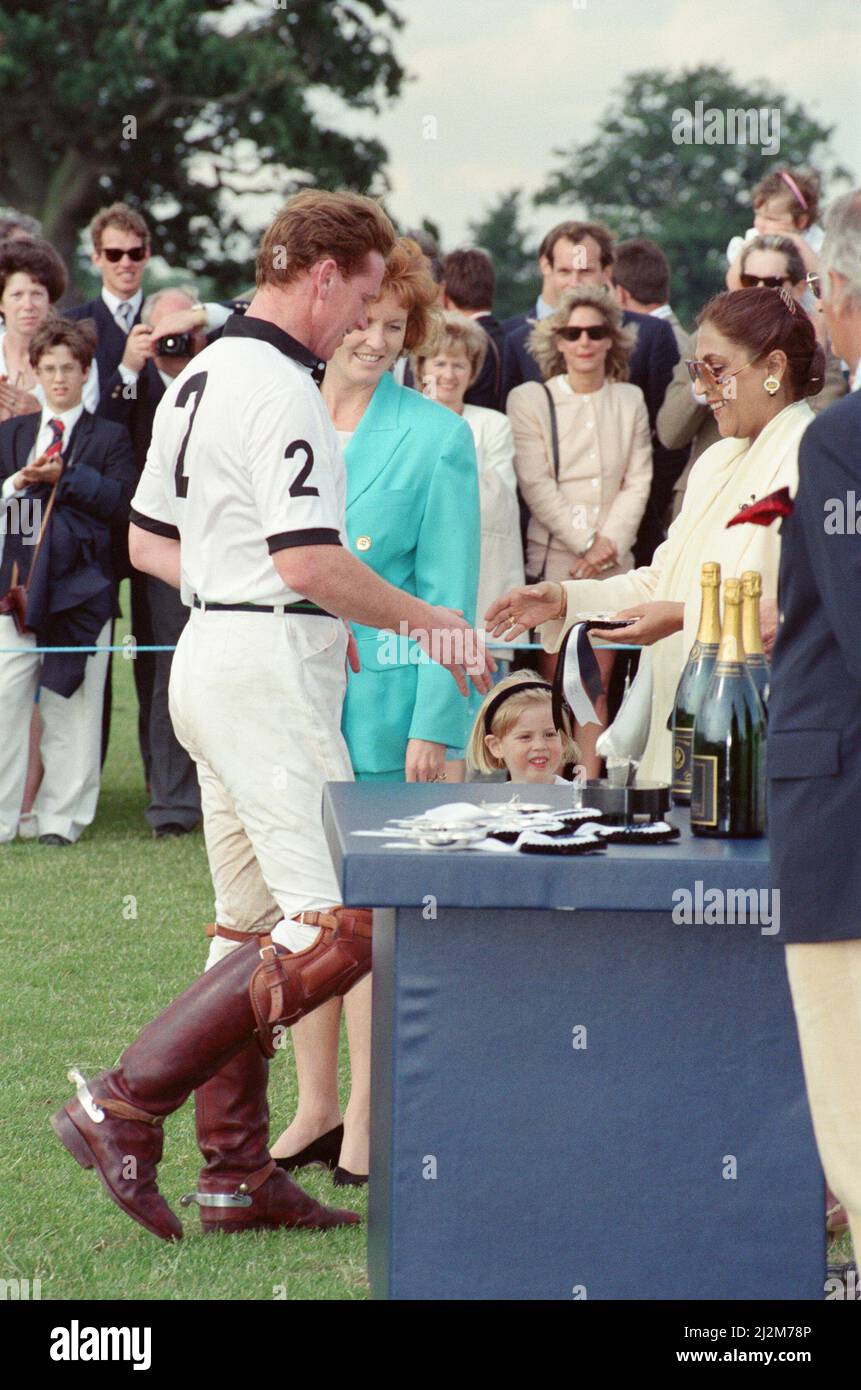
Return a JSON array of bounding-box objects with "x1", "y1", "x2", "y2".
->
[
  {"x1": 487, "y1": 287, "x2": 825, "y2": 784},
  {"x1": 412, "y1": 311, "x2": 525, "y2": 647},
  {"x1": 506, "y1": 284, "x2": 652, "y2": 772}
]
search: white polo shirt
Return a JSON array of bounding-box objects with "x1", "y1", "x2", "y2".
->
[{"x1": 130, "y1": 315, "x2": 345, "y2": 606}]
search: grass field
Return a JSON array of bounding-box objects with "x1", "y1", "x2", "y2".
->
[
  {"x1": 1, "y1": 596, "x2": 852, "y2": 1301},
  {"x1": 0, "y1": 594, "x2": 368, "y2": 1301}
]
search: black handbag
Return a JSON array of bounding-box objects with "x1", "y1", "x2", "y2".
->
[{"x1": 523, "y1": 382, "x2": 560, "y2": 585}]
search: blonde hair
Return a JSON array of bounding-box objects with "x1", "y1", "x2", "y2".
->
[
  {"x1": 467, "y1": 670, "x2": 579, "y2": 775},
  {"x1": 528, "y1": 284, "x2": 635, "y2": 382},
  {"x1": 411, "y1": 309, "x2": 488, "y2": 389}
]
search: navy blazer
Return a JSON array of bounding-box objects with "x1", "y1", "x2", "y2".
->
[
  {"x1": 463, "y1": 312, "x2": 506, "y2": 412},
  {"x1": 768, "y1": 390, "x2": 861, "y2": 943},
  {"x1": 67, "y1": 296, "x2": 141, "y2": 385},
  {"x1": 0, "y1": 410, "x2": 136, "y2": 695}
]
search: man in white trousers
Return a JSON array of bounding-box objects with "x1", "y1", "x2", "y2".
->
[{"x1": 51, "y1": 190, "x2": 492, "y2": 1240}]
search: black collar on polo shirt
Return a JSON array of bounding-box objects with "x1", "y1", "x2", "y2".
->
[{"x1": 222, "y1": 312, "x2": 326, "y2": 385}]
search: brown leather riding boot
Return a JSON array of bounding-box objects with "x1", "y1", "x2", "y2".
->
[
  {"x1": 188, "y1": 1030, "x2": 359, "y2": 1234},
  {"x1": 51, "y1": 907, "x2": 373, "y2": 1241}
]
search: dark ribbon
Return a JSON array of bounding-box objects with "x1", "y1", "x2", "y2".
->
[{"x1": 552, "y1": 622, "x2": 604, "y2": 730}]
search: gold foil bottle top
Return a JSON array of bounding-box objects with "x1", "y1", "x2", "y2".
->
[
  {"x1": 741, "y1": 570, "x2": 762, "y2": 598},
  {"x1": 718, "y1": 578, "x2": 744, "y2": 662},
  {"x1": 741, "y1": 571, "x2": 765, "y2": 656},
  {"x1": 696, "y1": 562, "x2": 722, "y2": 644}
]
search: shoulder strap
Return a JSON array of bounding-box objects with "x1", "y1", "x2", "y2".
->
[{"x1": 541, "y1": 382, "x2": 560, "y2": 480}]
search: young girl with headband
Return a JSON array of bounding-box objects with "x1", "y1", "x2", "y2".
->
[
  {"x1": 467, "y1": 671, "x2": 581, "y2": 784},
  {"x1": 727, "y1": 168, "x2": 823, "y2": 306}
]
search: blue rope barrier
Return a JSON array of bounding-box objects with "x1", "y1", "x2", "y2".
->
[{"x1": 0, "y1": 640, "x2": 642, "y2": 654}]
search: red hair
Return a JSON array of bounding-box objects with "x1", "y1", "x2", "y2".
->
[{"x1": 697, "y1": 288, "x2": 824, "y2": 399}]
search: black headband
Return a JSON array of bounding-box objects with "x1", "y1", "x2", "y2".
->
[{"x1": 483, "y1": 681, "x2": 553, "y2": 735}]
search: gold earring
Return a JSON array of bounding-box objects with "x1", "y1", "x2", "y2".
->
[{"x1": 763, "y1": 375, "x2": 781, "y2": 395}]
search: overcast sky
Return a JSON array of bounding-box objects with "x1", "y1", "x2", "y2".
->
[{"x1": 307, "y1": 0, "x2": 860, "y2": 249}]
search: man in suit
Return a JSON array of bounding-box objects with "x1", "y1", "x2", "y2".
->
[
  {"x1": 609, "y1": 237, "x2": 692, "y2": 550},
  {"x1": 68, "y1": 203, "x2": 240, "y2": 776},
  {"x1": 0, "y1": 317, "x2": 135, "y2": 844},
  {"x1": 768, "y1": 189, "x2": 861, "y2": 1265},
  {"x1": 99, "y1": 287, "x2": 207, "y2": 837},
  {"x1": 66, "y1": 203, "x2": 157, "y2": 778},
  {"x1": 500, "y1": 220, "x2": 680, "y2": 563},
  {"x1": 440, "y1": 248, "x2": 506, "y2": 410}
]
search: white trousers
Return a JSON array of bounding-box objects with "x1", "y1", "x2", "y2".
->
[
  {"x1": 168, "y1": 610, "x2": 354, "y2": 966},
  {"x1": 0, "y1": 614, "x2": 111, "y2": 842},
  {"x1": 785, "y1": 939, "x2": 861, "y2": 1261}
]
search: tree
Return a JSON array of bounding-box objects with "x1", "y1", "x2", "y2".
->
[
  {"x1": 535, "y1": 65, "x2": 853, "y2": 326},
  {"x1": 468, "y1": 189, "x2": 537, "y2": 321},
  {"x1": 0, "y1": 0, "x2": 406, "y2": 296}
]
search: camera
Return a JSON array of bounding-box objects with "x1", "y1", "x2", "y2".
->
[{"x1": 157, "y1": 331, "x2": 194, "y2": 357}]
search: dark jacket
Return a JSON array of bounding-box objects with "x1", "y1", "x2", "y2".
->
[
  {"x1": 463, "y1": 312, "x2": 506, "y2": 412},
  {"x1": 67, "y1": 296, "x2": 141, "y2": 384},
  {"x1": 768, "y1": 390, "x2": 861, "y2": 942},
  {"x1": 0, "y1": 410, "x2": 136, "y2": 695}
]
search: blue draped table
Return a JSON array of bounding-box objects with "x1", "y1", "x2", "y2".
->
[{"x1": 322, "y1": 782, "x2": 824, "y2": 1301}]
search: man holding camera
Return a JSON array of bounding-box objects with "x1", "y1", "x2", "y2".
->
[{"x1": 98, "y1": 287, "x2": 207, "y2": 837}]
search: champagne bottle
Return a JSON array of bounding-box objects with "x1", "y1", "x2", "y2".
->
[
  {"x1": 741, "y1": 570, "x2": 770, "y2": 710},
  {"x1": 691, "y1": 578, "x2": 766, "y2": 838},
  {"x1": 670, "y1": 561, "x2": 721, "y2": 804}
]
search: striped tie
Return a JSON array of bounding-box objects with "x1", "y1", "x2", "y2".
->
[
  {"x1": 45, "y1": 418, "x2": 64, "y2": 457},
  {"x1": 116, "y1": 301, "x2": 134, "y2": 333}
]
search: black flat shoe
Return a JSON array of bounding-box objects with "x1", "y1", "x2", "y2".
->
[
  {"x1": 39, "y1": 833, "x2": 72, "y2": 847},
  {"x1": 273, "y1": 1123, "x2": 344, "y2": 1172},
  {"x1": 333, "y1": 1166, "x2": 368, "y2": 1187}
]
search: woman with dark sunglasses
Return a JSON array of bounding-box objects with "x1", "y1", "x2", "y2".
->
[{"x1": 506, "y1": 284, "x2": 652, "y2": 776}]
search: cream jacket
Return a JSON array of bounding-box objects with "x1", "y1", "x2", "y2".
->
[{"x1": 507, "y1": 375, "x2": 652, "y2": 579}]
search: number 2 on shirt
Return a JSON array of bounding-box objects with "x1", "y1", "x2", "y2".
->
[{"x1": 174, "y1": 371, "x2": 208, "y2": 498}]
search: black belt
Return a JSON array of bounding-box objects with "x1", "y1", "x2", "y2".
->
[{"x1": 192, "y1": 596, "x2": 334, "y2": 617}]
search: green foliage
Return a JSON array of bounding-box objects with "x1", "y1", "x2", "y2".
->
[
  {"x1": 535, "y1": 65, "x2": 852, "y2": 326},
  {"x1": 468, "y1": 189, "x2": 537, "y2": 321},
  {"x1": 0, "y1": 0, "x2": 405, "y2": 296}
]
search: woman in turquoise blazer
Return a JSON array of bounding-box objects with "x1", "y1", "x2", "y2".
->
[
  {"x1": 340, "y1": 366, "x2": 480, "y2": 780},
  {"x1": 270, "y1": 240, "x2": 481, "y2": 1180}
]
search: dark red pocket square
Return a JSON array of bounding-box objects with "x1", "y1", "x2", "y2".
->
[{"x1": 726, "y1": 486, "x2": 794, "y2": 528}]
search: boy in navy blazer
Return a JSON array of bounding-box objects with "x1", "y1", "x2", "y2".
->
[{"x1": 0, "y1": 316, "x2": 135, "y2": 844}]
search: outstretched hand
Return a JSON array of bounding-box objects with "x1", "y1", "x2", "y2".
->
[{"x1": 485, "y1": 581, "x2": 564, "y2": 642}]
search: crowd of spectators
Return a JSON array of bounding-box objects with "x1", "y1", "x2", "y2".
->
[{"x1": 0, "y1": 168, "x2": 850, "y2": 847}]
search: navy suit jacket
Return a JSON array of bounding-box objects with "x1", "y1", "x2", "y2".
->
[
  {"x1": 0, "y1": 410, "x2": 136, "y2": 694},
  {"x1": 768, "y1": 390, "x2": 861, "y2": 943},
  {"x1": 463, "y1": 312, "x2": 506, "y2": 412},
  {"x1": 67, "y1": 296, "x2": 141, "y2": 385}
]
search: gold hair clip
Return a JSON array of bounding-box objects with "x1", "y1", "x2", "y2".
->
[{"x1": 778, "y1": 286, "x2": 797, "y2": 315}]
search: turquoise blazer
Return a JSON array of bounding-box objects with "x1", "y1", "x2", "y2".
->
[{"x1": 341, "y1": 370, "x2": 480, "y2": 777}]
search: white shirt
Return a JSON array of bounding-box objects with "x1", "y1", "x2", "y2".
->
[
  {"x1": 131, "y1": 315, "x2": 344, "y2": 607},
  {"x1": 101, "y1": 286, "x2": 143, "y2": 331},
  {"x1": 852, "y1": 360, "x2": 861, "y2": 393},
  {"x1": 1, "y1": 402, "x2": 85, "y2": 501}
]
